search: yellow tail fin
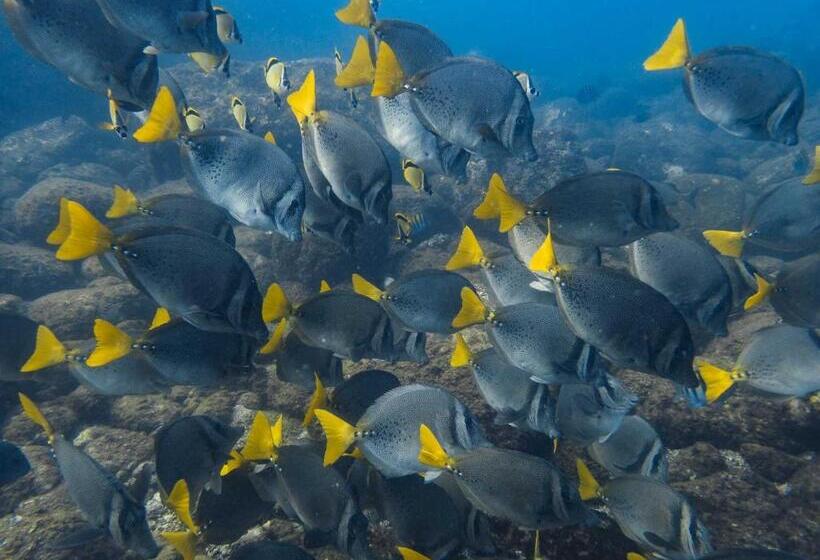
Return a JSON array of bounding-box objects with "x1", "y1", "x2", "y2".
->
[
  {"x1": 702, "y1": 229, "x2": 745, "y2": 258},
  {"x1": 46, "y1": 198, "x2": 72, "y2": 246},
  {"x1": 446, "y1": 226, "x2": 485, "y2": 271},
  {"x1": 371, "y1": 42, "x2": 405, "y2": 98},
  {"x1": 162, "y1": 531, "x2": 196, "y2": 560},
  {"x1": 56, "y1": 201, "x2": 113, "y2": 261},
  {"x1": 20, "y1": 325, "x2": 67, "y2": 373},
  {"x1": 264, "y1": 131, "x2": 277, "y2": 144},
  {"x1": 259, "y1": 319, "x2": 287, "y2": 355},
  {"x1": 262, "y1": 283, "x2": 291, "y2": 323},
  {"x1": 106, "y1": 185, "x2": 139, "y2": 219},
  {"x1": 695, "y1": 359, "x2": 736, "y2": 404},
  {"x1": 149, "y1": 307, "x2": 171, "y2": 330},
  {"x1": 219, "y1": 450, "x2": 244, "y2": 477},
  {"x1": 352, "y1": 273, "x2": 384, "y2": 301},
  {"x1": 133, "y1": 86, "x2": 181, "y2": 143},
  {"x1": 450, "y1": 334, "x2": 472, "y2": 368},
  {"x1": 287, "y1": 70, "x2": 316, "y2": 125},
  {"x1": 335, "y1": 0, "x2": 374, "y2": 27},
  {"x1": 643, "y1": 18, "x2": 690, "y2": 71},
  {"x1": 320, "y1": 280, "x2": 332, "y2": 293},
  {"x1": 398, "y1": 547, "x2": 432, "y2": 560},
  {"x1": 303, "y1": 374, "x2": 328, "y2": 427},
  {"x1": 18, "y1": 393, "x2": 55, "y2": 443},
  {"x1": 495, "y1": 187, "x2": 528, "y2": 233},
  {"x1": 529, "y1": 226, "x2": 557, "y2": 274},
  {"x1": 473, "y1": 174, "x2": 508, "y2": 220},
  {"x1": 418, "y1": 424, "x2": 453, "y2": 470},
  {"x1": 627, "y1": 554, "x2": 649, "y2": 560},
  {"x1": 576, "y1": 458, "x2": 601, "y2": 501},
  {"x1": 803, "y1": 146, "x2": 820, "y2": 185},
  {"x1": 335, "y1": 35, "x2": 375, "y2": 88},
  {"x1": 87, "y1": 319, "x2": 133, "y2": 367},
  {"x1": 452, "y1": 288, "x2": 488, "y2": 329},
  {"x1": 314, "y1": 409, "x2": 357, "y2": 466},
  {"x1": 167, "y1": 480, "x2": 199, "y2": 534},
  {"x1": 744, "y1": 274, "x2": 772, "y2": 311}
]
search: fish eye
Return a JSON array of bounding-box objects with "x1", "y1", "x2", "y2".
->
[{"x1": 516, "y1": 117, "x2": 526, "y2": 126}]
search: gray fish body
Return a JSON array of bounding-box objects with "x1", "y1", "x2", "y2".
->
[
  {"x1": 233, "y1": 541, "x2": 316, "y2": 560},
  {"x1": 742, "y1": 179, "x2": 820, "y2": 254},
  {"x1": 684, "y1": 47, "x2": 804, "y2": 145},
  {"x1": 451, "y1": 447, "x2": 592, "y2": 529},
  {"x1": 735, "y1": 325, "x2": 820, "y2": 398},
  {"x1": 480, "y1": 252, "x2": 556, "y2": 307},
  {"x1": 380, "y1": 270, "x2": 472, "y2": 334},
  {"x1": 406, "y1": 57, "x2": 537, "y2": 162},
  {"x1": 52, "y1": 436, "x2": 158, "y2": 558},
  {"x1": 555, "y1": 380, "x2": 638, "y2": 445},
  {"x1": 769, "y1": 253, "x2": 820, "y2": 328},
  {"x1": 302, "y1": 111, "x2": 392, "y2": 224},
  {"x1": 488, "y1": 302, "x2": 587, "y2": 384},
  {"x1": 181, "y1": 129, "x2": 305, "y2": 240},
  {"x1": 69, "y1": 342, "x2": 168, "y2": 395},
  {"x1": 0, "y1": 441, "x2": 30, "y2": 485},
  {"x1": 716, "y1": 257, "x2": 758, "y2": 312},
  {"x1": 532, "y1": 170, "x2": 677, "y2": 247},
  {"x1": 330, "y1": 370, "x2": 400, "y2": 424},
  {"x1": 94, "y1": 0, "x2": 226, "y2": 56},
  {"x1": 302, "y1": 188, "x2": 357, "y2": 252},
  {"x1": 0, "y1": 313, "x2": 39, "y2": 382},
  {"x1": 111, "y1": 227, "x2": 267, "y2": 341},
  {"x1": 154, "y1": 415, "x2": 242, "y2": 498},
  {"x1": 3, "y1": 0, "x2": 158, "y2": 110},
  {"x1": 600, "y1": 476, "x2": 712, "y2": 560},
  {"x1": 373, "y1": 19, "x2": 452, "y2": 76},
  {"x1": 587, "y1": 415, "x2": 668, "y2": 481},
  {"x1": 275, "y1": 331, "x2": 344, "y2": 390},
  {"x1": 357, "y1": 384, "x2": 489, "y2": 478},
  {"x1": 629, "y1": 233, "x2": 732, "y2": 336}
]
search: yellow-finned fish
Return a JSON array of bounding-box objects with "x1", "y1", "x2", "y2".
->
[
  {"x1": 264, "y1": 57, "x2": 291, "y2": 108},
  {"x1": 230, "y1": 96, "x2": 253, "y2": 132},
  {"x1": 188, "y1": 52, "x2": 231, "y2": 78},
  {"x1": 401, "y1": 160, "x2": 428, "y2": 194},
  {"x1": 213, "y1": 6, "x2": 242, "y2": 44},
  {"x1": 394, "y1": 212, "x2": 427, "y2": 245},
  {"x1": 99, "y1": 90, "x2": 128, "y2": 139},
  {"x1": 513, "y1": 71, "x2": 540, "y2": 102},
  {"x1": 334, "y1": 47, "x2": 359, "y2": 108},
  {"x1": 183, "y1": 106, "x2": 205, "y2": 132}
]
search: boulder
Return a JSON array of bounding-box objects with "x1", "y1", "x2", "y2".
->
[{"x1": 0, "y1": 242, "x2": 78, "y2": 298}]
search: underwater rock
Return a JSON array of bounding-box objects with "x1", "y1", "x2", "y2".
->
[
  {"x1": 110, "y1": 395, "x2": 182, "y2": 433},
  {"x1": 0, "y1": 242, "x2": 78, "y2": 299},
  {"x1": 37, "y1": 162, "x2": 123, "y2": 186},
  {"x1": 666, "y1": 173, "x2": 747, "y2": 233},
  {"x1": 73, "y1": 426, "x2": 153, "y2": 475},
  {"x1": 739, "y1": 443, "x2": 808, "y2": 483}
]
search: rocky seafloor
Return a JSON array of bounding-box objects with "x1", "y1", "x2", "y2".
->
[{"x1": 0, "y1": 59, "x2": 818, "y2": 560}]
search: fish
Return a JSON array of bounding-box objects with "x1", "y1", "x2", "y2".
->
[
  {"x1": 105, "y1": 186, "x2": 236, "y2": 246},
  {"x1": 741, "y1": 253, "x2": 820, "y2": 328},
  {"x1": 513, "y1": 71, "x2": 539, "y2": 101},
  {"x1": 644, "y1": 19, "x2": 804, "y2": 145},
  {"x1": 195, "y1": 470, "x2": 275, "y2": 545},
  {"x1": 94, "y1": 0, "x2": 227, "y2": 58},
  {"x1": 629, "y1": 232, "x2": 733, "y2": 336},
  {"x1": 275, "y1": 331, "x2": 344, "y2": 390},
  {"x1": 401, "y1": 160, "x2": 429, "y2": 194},
  {"x1": 99, "y1": 90, "x2": 129, "y2": 139},
  {"x1": 134, "y1": 87, "x2": 305, "y2": 239},
  {"x1": 18, "y1": 393, "x2": 159, "y2": 558},
  {"x1": 233, "y1": 541, "x2": 316, "y2": 560},
  {"x1": 265, "y1": 57, "x2": 291, "y2": 108},
  {"x1": 301, "y1": 188, "x2": 358, "y2": 253},
  {"x1": 693, "y1": 549, "x2": 807, "y2": 560},
  {"x1": 554, "y1": 377, "x2": 639, "y2": 446},
  {"x1": 288, "y1": 70, "x2": 392, "y2": 225},
  {"x1": 352, "y1": 270, "x2": 473, "y2": 334},
  {"x1": 418, "y1": 426, "x2": 594, "y2": 530},
  {"x1": 53, "y1": 201, "x2": 269, "y2": 342},
  {"x1": 577, "y1": 459, "x2": 712, "y2": 560},
  {"x1": 20, "y1": 325, "x2": 169, "y2": 395},
  {"x1": 452, "y1": 288, "x2": 590, "y2": 385},
  {"x1": 696, "y1": 325, "x2": 820, "y2": 402},
  {"x1": 230, "y1": 95, "x2": 253, "y2": 132},
  {"x1": 213, "y1": 6, "x2": 241, "y2": 44},
  {"x1": 0, "y1": 441, "x2": 30, "y2": 485},
  {"x1": 326, "y1": 369, "x2": 400, "y2": 424},
  {"x1": 452, "y1": 334, "x2": 559, "y2": 438},
  {"x1": 188, "y1": 51, "x2": 231, "y2": 77},
  {"x1": 183, "y1": 106, "x2": 205, "y2": 131},
  {"x1": 154, "y1": 415, "x2": 242, "y2": 500},
  {"x1": 804, "y1": 146, "x2": 820, "y2": 185},
  {"x1": 394, "y1": 212, "x2": 428, "y2": 244},
  {"x1": 314, "y1": 383, "x2": 489, "y2": 477},
  {"x1": 446, "y1": 225, "x2": 556, "y2": 307},
  {"x1": 587, "y1": 415, "x2": 668, "y2": 481},
  {"x1": 0, "y1": 312, "x2": 40, "y2": 382},
  {"x1": 703, "y1": 179, "x2": 820, "y2": 257},
  {"x1": 3, "y1": 0, "x2": 158, "y2": 110},
  {"x1": 334, "y1": 47, "x2": 359, "y2": 108},
  {"x1": 482, "y1": 170, "x2": 677, "y2": 247}
]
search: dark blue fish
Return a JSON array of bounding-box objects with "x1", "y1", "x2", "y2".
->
[{"x1": 0, "y1": 441, "x2": 30, "y2": 485}]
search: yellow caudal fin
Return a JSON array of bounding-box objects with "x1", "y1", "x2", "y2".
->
[
  {"x1": 162, "y1": 531, "x2": 196, "y2": 560},
  {"x1": 418, "y1": 424, "x2": 453, "y2": 470},
  {"x1": 694, "y1": 359, "x2": 736, "y2": 404},
  {"x1": 450, "y1": 334, "x2": 472, "y2": 368},
  {"x1": 335, "y1": 35, "x2": 375, "y2": 88},
  {"x1": 495, "y1": 187, "x2": 528, "y2": 233},
  {"x1": 46, "y1": 198, "x2": 71, "y2": 245},
  {"x1": 352, "y1": 273, "x2": 384, "y2": 301},
  {"x1": 149, "y1": 307, "x2": 171, "y2": 330},
  {"x1": 287, "y1": 69, "x2": 316, "y2": 125},
  {"x1": 529, "y1": 226, "x2": 557, "y2": 274},
  {"x1": 56, "y1": 201, "x2": 113, "y2": 261},
  {"x1": 643, "y1": 18, "x2": 690, "y2": 71},
  {"x1": 262, "y1": 283, "x2": 291, "y2": 323},
  {"x1": 627, "y1": 554, "x2": 649, "y2": 560},
  {"x1": 452, "y1": 288, "x2": 488, "y2": 329},
  {"x1": 271, "y1": 414, "x2": 283, "y2": 448},
  {"x1": 702, "y1": 229, "x2": 745, "y2": 258},
  {"x1": 803, "y1": 146, "x2": 820, "y2": 185},
  {"x1": 219, "y1": 450, "x2": 244, "y2": 477},
  {"x1": 264, "y1": 131, "x2": 277, "y2": 144},
  {"x1": 18, "y1": 393, "x2": 55, "y2": 443},
  {"x1": 319, "y1": 280, "x2": 332, "y2": 293},
  {"x1": 303, "y1": 373, "x2": 328, "y2": 427},
  {"x1": 744, "y1": 274, "x2": 773, "y2": 311},
  {"x1": 167, "y1": 480, "x2": 199, "y2": 534},
  {"x1": 371, "y1": 42, "x2": 405, "y2": 98},
  {"x1": 133, "y1": 86, "x2": 181, "y2": 143},
  {"x1": 242, "y1": 411, "x2": 277, "y2": 462},
  {"x1": 314, "y1": 409, "x2": 357, "y2": 466},
  {"x1": 398, "y1": 547, "x2": 432, "y2": 560},
  {"x1": 446, "y1": 226, "x2": 485, "y2": 271},
  {"x1": 106, "y1": 185, "x2": 139, "y2": 219},
  {"x1": 473, "y1": 173, "x2": 508, "y2": 220},
  {"x1": 86, "y1": 319, "x2": 133, "y2": 367},
  {"x1": 20, "y1": 325, "x2": 67, "y2": 373},
  {"x1": 335, "y1": 0, "x2": 374, "y2": 27},
  {"x1": 259, "y1": 319, "x2": 287, "y2": 355},
  {"x1": 576, "y1": 458, "x2": 601, "y2": 501}
]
